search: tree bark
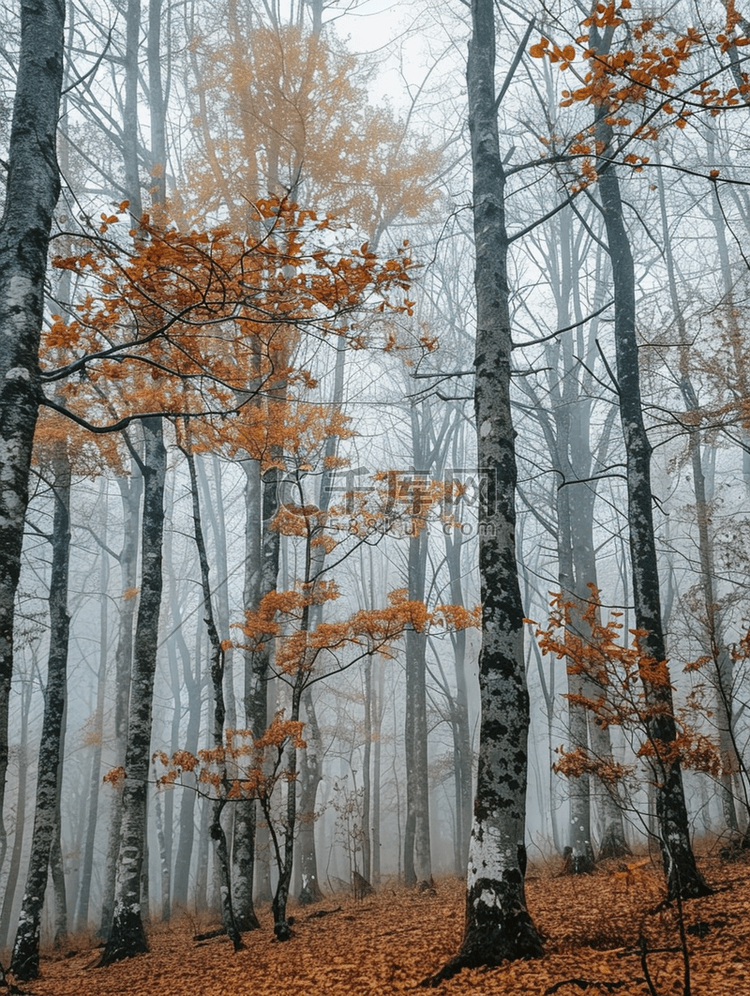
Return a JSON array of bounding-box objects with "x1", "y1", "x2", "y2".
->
[
  {"x1": 0, "y1": 0, "x2": 65, "y2": 871},
  {"x1": 231, "y1": 459, "x2": 262, "y2": 927},
  {"x1": 591, "y1": 28, "x2": 709, "y2": 898},
  {"x1": 297, "y1": 687, "x2": 324, "y2": 904},
  {"x1": 443, "y1": 527, "x2": 473, "y2": 877},
  {"x1": 0, "y1": 677, "x2": 31, "y2": 950},
  {"x1": 427, "y1": 1, "x2": 544, "y2": 979},
  {"x1": 404, "y1": 525, "x2": 432, "y2": 889},
  {"x1": 100, "y1": 418, "x2": 166, "y2": 964},
  {"x1": 75, "y1": 523, "x2": 109, "y2": 931},
  {"x1": 11, "y1": 447, "x2": 71, "y2": 981}
]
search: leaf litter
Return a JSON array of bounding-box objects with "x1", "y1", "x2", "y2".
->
[{"x1": 21, "y1": 851, "x2": 750, "y2": 996}]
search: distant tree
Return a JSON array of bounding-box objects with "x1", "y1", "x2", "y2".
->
[{"x1": 529, "y1": 0, "x2": 734, "y2": 898}]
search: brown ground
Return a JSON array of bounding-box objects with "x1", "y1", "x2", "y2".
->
[{"x1": 20, "y1": 851, "x2": 750, "y2": 996}]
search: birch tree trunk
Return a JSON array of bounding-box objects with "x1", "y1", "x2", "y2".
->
[
  {"x1": 0, "y1": 0, "x2": 64, "y2": 868},
  {"x1": 427, "y1": 1, "x2": 544, "y2": 979},
  {"x1": 100, "y1": 418, "x2": 166, "y2": 964},
  {"x1": 234, "y1": 463, "x2": 280, "y2": 920},
  {"x1": 231, "y1": 461, "x2": 262, "y2": 927},
  {"x1": 11, "y1": 447, "x2": 71, "y2": 981}
]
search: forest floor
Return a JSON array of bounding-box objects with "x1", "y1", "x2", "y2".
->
[{"x1": 19, "y1": 846, "x2": 750, "y2": 996}]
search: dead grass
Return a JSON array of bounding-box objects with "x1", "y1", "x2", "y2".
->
[{"x1": 17, "y1": 852, "x2": 750, "y2": 996}]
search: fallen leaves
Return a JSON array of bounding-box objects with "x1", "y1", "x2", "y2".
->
[{"x1": 22, "y1": 851, "x2": 750, "y2": 996}]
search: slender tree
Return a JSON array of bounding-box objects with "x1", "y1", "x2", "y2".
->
[
  {"x1": 588, "y1": 17, "x2": 710, "y2": 899},
  {"x1": 100, "y1": 418, "x2": 166, "y2": 965}
]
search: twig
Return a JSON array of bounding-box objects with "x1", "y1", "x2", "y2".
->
[
  {"x1": 305, "y1": 907, "x2": 342, "y2": 920},
  {"x1": 639, "y1": 937, "x2": 660, "y2": 996},
  {"x1": 193, "y1": 927, "x2": 228, "y2": 942}
]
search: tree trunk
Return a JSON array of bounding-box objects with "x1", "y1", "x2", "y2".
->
[
  {"x1": 0, "y1": 668, "x2": 32, "y2": 950},
  {"x1": 11, "y1": 447, "x2": 71, "y2": 981},
  {"x1": 297, "y1": 687, "x2": 324, "y2": 904},
  {"x1": 183, "y1": 439, "x2": 242, "y2": 950},
  {"x1": 50, "y1": 812, "x2": 67, "y2": 948},
  {"x1": 427, "y1": 3, "x2": 544, "y2": 980},
  {"x1": 234, "y1": 461, "x2": 279, "y2": 921},
  {"x1": 147, "y1": 0, "x2": 167, "y2": 211},
  {"x1": 295, "y1": 337, "x2": 348, "y2": 901},
  {"x1": 0, "y1": 0, "x2": 65, "y2": 873},
  {"x1": 76, "y1": 526, "x2": 109, "y2": 932},
  {"x1": 557, "y1": 465, "x2": 595, "y2": 874},
  {"x1": 100, "y1": 418, "x2": 166, "y2": 964},
  {"x1": 404, "y1": 404, "x2": 434, "y2": 890},
  {"x1": 591, "y1": 32, "x2": 709, "y2": 898},
  {"x1": 123, "y1": 0, "x2": 143, "y2": 220},
  {"x1": 268, "y1": 685, "x2": 303, "y2": 942},
  {"x1": 100, "y1": 467, "x2": 142, "y2": 937},
  {"x1": 443, "y1": 527, "x2": 473, "y2": 876},
  {"x1": 167, "y1": 563, "x2": 201, "y2": 912},
  {"x1": 371, "y1": 659, "x2": 383, "y2": 885},
  {"x1": 231, "y1": 459, "x2": 262, "y2": 927},
  {"x1": 404, "y1": 528, "x2": 432, "y2": 889}
]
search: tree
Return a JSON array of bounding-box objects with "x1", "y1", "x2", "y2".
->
[
  {"x1": 10, "y1": 422, "x2": 72, "y2": 981},
  {"x1": 585, "y1": 4, "x2": 709, "y2": 900},
  {"x1": 179, "y1": 429, "x2": 242, "y2": 949},
  {"x1": 515, "y1": 201, "x2": 628, "y2": 867},
  {"x1": 184, "y1": 13, "x2": 441, "y2": 239},
  {"x1": 530, "y1": 0, "x2": 719, "y2": 899},
  {"x1": 425, "y1": 0, "x2": 545, "y2": 981},
  {"x1": 0, "y1": 0, "x2": 65, "y2": 880},
  {"x1": 44, "y1": 195, "x2": 413, "y2": 958},
  {"x1": 99, "y1": 416, "x2": 166, "y2": 966}
]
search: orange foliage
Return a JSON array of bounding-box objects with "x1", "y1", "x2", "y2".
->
[
  {"x1": 531, "y1": 586, "x2": 723, "y2": 781},
  {"x1": 234, "y1": 583, "x2": 477, "y2": 678},
  {"x1": 32, "y1": 407, "x2": 125, "y2": 477},
  {"x1": 45, "y1": 197, "x2": 413, "y2": 440},
  {"x1": 531, "y1": 0, "x2": 750, "y2": 187},
  {"x1": 153, "y1": 713, "x2": 307, "y2": 803},
  {"x1": 531, "y1": 5, "x2": 703, "y2": 111},
  {"x1": 184, "y1": 21, "x2": 442, "y2": 236}
]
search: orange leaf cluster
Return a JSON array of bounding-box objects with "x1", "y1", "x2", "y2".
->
[
  {"x1": 553, "y1": 744, "x2": 633, "y2": 784},
  {"x1": 235, "y1": 585, "x2": 479, "y2": 678},
  {"x1": 530, "y1": 0, "x2": 749, "y2": 138},
  {"x1": 531, "y1": 586, "x2": 722, "y2": 777},
  {"x1": 153, "y1": 713, "x2": 307, "y2": 803},
  {"x1": 46, "y1": 197, "x2": 414, "y2": 439}
]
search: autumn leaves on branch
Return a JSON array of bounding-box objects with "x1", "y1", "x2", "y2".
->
[{"x1": 530, "y1": 0, "x2": 750, "y2": 191}]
